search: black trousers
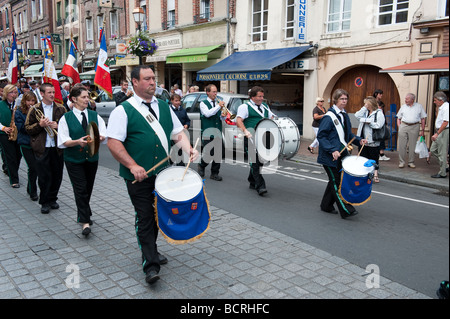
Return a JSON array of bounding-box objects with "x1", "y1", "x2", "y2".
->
[
  {"x1": 35, "y1": 147, "x2": 64, "y2": 206},
  {"x1": 65, "y1": 161, "x2": 98, "y2": 224},
  {"x1": 321, "y1": 164, "x2": 356, "y2": 218},
  {"x1": 20, "y1": 145, "x2": 38, "y2": 197},
  {"x1": 244, "y1": 137, "x2": 266, "y2": 191},
  {"x1": 0, "y1": 134, "x2": 21, "y2": 185},
  {"x1": 126, "y1": 176, "x2": 161, "y2": 274},
  {"x1": 199, "y1": 138, "x2": 221, "y2": 175}
]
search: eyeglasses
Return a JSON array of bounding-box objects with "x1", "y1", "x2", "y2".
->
[{"x1": 339, "y1": 98, "x2": 348, "y2": 101}]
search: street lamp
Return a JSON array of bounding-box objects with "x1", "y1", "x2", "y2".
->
[{"x1": 133, "y1": 7, "x2": 145, "y2": 64}]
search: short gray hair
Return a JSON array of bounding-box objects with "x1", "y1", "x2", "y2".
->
[
  {"x1": 434, "y1": 91, "x2": 448, "y2": 102},
  {"x1": 406, "y1": 93, "x2": 416, "y2": 102}
]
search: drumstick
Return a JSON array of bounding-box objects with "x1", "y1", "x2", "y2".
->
[
  {"x1": 339, "y1": 137, "x2": 356, "y2": 155},
  {"x1": 357, "y1": 143, "x2": 365, "y2": 158},
  {"x1": 182, "y1": 137, "x2": 200, "y2": 182},
  {"x1": 131, "y1": 156, "x2": 170, "y2": 184}
]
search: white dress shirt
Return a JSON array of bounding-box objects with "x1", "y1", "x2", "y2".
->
[
  {"x1": 57, "y1": 107, "x2": 107, "y2": 149},
  {"x1": 42, "y1": 103, "x2": 56, "y2": 147},
  {"x1": 397, "y1": 102, "x2": 427, "y2": 124},
  {"x1": 200, "y1": 97, "x2": 226, "y2": 120},
  {"x1": 107, "y1": 95, "x2": 184, "y2": 143},
  {"x1": 435, "y1": 102, "x2": 449, "y2": 130},
  {"x1": 236, "y1": 100, "x2": 275, "y2": 120}
]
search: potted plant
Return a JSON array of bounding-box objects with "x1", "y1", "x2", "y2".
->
[{"x1": 127, "y1": 30, "x2": 158, "y2": 57}]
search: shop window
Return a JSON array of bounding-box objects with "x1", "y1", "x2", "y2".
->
[
  {"x1": 327, "y1": 0, "x2": 352, "y2": 33},
  {"x1": 252, "y1": 0, "x2": 268, "y2": 43},
  {"x1": 378, "y1": 0, "x2": 409, "y2": 26}
]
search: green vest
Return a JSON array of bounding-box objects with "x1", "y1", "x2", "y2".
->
[
  {"x1": 63, "y1": 110, "x2": 99, "y2": 163},
  {"x1": 243, "y1": 102, "x2": 269, "y2": 129},
  {"x1": 0, "y1": 100, "x2": 12, "y2": 136},
  {"x1": 120, "y1": 99, "x2": 173, "y2": 181},
  {"x1": 200, "y1": 99, "x2": 222, "y2": 139}
]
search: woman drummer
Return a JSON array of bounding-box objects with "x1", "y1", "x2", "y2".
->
[{"x1": 57, "y1": 86, "x2": 107, "y2": 237}]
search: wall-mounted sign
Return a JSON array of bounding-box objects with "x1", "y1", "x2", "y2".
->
[
  {"x1": 295, "y1": 0, "x2": 308, "y2": 44},
  {"x1": 28, "y1": 49, "x2": 42, "y2": 56},
  {"x1": 273, "y1": 58, "x2": 316, "y2": 73},
  {"x1": 355, "y1": 77, "x2": 364, "y2": 88}
]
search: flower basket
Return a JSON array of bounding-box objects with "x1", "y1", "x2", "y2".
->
[{"x1": 127, "y1": 31, "x2": 158, "y2": 57}]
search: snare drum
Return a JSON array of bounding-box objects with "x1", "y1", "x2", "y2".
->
[
  {"x1": 154, "y1": 166, "x2": 211, "y2": 244},
  {"x1": 254, "y1": 117, "x2": 300, "y2": 162},
  {"x1": 339, "y1": 156, "x2": 376, "y2": 206}
]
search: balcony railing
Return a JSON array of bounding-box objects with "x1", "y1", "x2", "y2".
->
[
  {"x1": 162, "y1": 19, "x2": 177, "y2": 30},
  {"x1": 194, "y1": 11, "x2": 210, "y2": 24}
]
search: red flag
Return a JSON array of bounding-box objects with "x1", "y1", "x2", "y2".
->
[
  {"x1": 94, "y1": 28, "x2": 112, "y2": 98},
  {"x1": 7, "y1": 32, "x2": 18, "y2": 84}
]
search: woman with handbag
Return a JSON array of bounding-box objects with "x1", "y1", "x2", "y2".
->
[{"x1": 355, "y1": 96, "x2": 386, "y2": 183}]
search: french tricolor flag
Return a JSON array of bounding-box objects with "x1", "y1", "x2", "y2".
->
[
  {"x1": 42, "y1": 37, "x2": 63, "y2": 105},
  {"x1": 7, "y1": 32, "x2": 18, "y2": 84},
  {"x1": 94, "y1": 27, "x2": 113, "y2": 99},
  {"x1": 61, "y1": 40, "x2": 80, "y2": 84}
]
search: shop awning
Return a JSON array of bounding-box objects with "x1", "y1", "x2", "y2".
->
[
  {"x1": 166, "y1": 45, "x2": 224, "y2": 64},
  {"x1": 196, "y1": 46, "x2": 312, "y2": 81},
  {"x1": 380, "y1": 56, "x2": 449, "y2": 76},
  {"x1": 24, "y1": 64, "x2": 43, "y2": 77}
]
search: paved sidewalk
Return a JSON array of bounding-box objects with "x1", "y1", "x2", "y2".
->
[{"x1": 0, "y1": 164, "x2": 430, "y2": 299}]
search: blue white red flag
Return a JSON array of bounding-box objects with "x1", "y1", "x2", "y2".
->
[
  {"x1": 42, "y1": 37, "x2": 63, "y2": 105},
  {"x1": 61, "y1": 40, "x2": 80, "y2": 84},
  {"x1": 7, "y1": 32, "x2": 18, "y2": 84},
  {"x1": 94, "y1": 27, "x2": 113, "y2": 98}
]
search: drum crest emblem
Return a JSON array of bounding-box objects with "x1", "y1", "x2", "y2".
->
[
  {"x1": 191, "y1": 203, "x2": 198, "y2": 210},
  {"x1": 171, "y1": 208, "x2": 179, "y2": 215}
]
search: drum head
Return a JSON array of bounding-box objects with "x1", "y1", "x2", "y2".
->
[
  {"x1": 155, "y1": 166, "x2": 203, "y2": 202},
  {"x1": 255, "y1": 119, "x2": 282, "y2": 162},
  {"x1": 342, "y1": 156, "x2": 375, "y2": 177},
  {"x1": 87, "y1": 122, "x2": 100, "y2": 157}
]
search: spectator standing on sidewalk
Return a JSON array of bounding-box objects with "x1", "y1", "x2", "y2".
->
[
  {"x1": 396, "y1": 93, "x2": 427, "y2": 169},
  {"x1": 308, "y1": 97, "x2": 326, "y2": 154},
  {"x1": 430, "y1": 91, "x2": 449, "y2": 178},
  {"x1": 373, "y1": 89, "x2": 390, "y2": 161}
]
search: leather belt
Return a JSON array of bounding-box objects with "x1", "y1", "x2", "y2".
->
[{"x1": 402, "y1": 122, "x2": 420, "y2": 126}]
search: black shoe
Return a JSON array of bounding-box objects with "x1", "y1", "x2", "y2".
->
[
  {"x1": 197, "y1": 165, "x2": 205, "y2": 177},
  {"x1": 41, "y1": 205, "x2": 50, "y2": 214},
  {"x1": 257, "y1": 188, "x2": 268, "y2": 196},
  {"x1": 30, "y1": 194, "x2": 38, "y2": 201},
  {"x1": 249, "y1": 184, "x2": 256, "y2": 189},
  {"x1": 11, "y1": 184, "x2": 20, "y2": 188},
  {"x1": 210, "y1": 174, "x2": 223, "y2": 181},
  {"x1": 82, "y1": 226, "x2": 91, "y2": 237},
  {"x1": 158, "y1": 253, "x2": 168, "y2": 265},
  {"x1": 431, "y1": 174, "x2": 446, "y2": 178},
  {"x1": 50, "y1": 202, "x2": 59, "y2": 209},
  {"x1": 145, "y1": 270, "x2": 160, "y2": 285},
  {"x1": 341, "y1": 211, "x2": 358, "y2": 219}
]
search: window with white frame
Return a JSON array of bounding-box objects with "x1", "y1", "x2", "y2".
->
[
  {"x1": 168, "y1": 0, "x2": 176, "y2": 28},
  {"x1": 327, "y1": 0, "x2": 352, "y2": 33},
  {"x1": 285, "y1": 0, "x2": 295, "y2": 39},
  {"x1": 86, "y1": 18, "x2": 94, "y2": 45},
  {"x1": 18, "y1": 13, "x2": 23, "y2": 32},
  {"x1": 200, "y1": 0, "x2": 210, "y2": 19},
  {"x1": 33, "y1": 34, "x2": 38, "y2": 49},
  {"x1": 31, "y1": 0, "x2": 37, "y2": 20},
  {"x1": 13, "y1": 14, "x2": 18, "y2": 33},
  {"x1": 438, "y1": 0, "x2": 449, "y2": 17},
  {"x1": 110, "y1": 12, "x2": 118, "y2": 38},
  {"x1": 39, "y1": 0, "x2": 43, "y2": 18},
  {"x1": 23, "y1": 10, "x2": 28, "y2": 30},
  {"x1": 252, "y1": 0, "x2": 268, "y2": 43},
  {"x1": 97, "y1": 15, "x2": 104, "y2": 39},
  {"x1": 378, "y1": 0, "x2": 409, "y2": 26}
]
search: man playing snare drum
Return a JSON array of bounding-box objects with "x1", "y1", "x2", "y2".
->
[{"x1": 107, "y1": 65, "x2": 198, "y2": 285}]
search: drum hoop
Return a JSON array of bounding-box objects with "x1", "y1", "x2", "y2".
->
[{"x1": 280, "y1": 117, "x2": 300, "y2": 160}]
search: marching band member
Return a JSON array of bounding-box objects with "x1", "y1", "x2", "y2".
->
[
  {"x1": 57, "y1": 86, "x2": 107, "y2": 237},
  {"x1": 25, "y1": 83, "x2": 66, "y2": 214},
  {"x1": 15, "y1": 92, "x2": 39, "y2": 200},
  {"x1": 107, "y1": 65, "x2": 198, "y2": 285},
  {"x1": 197, "y1": 84, "x2": 226, "y2": 181},
  {"x1": 0, "y1": 85, "x2": 21, "y2": 188},
  {"x1": 317, "y1": 89, "x2": 367, "y2": 219},
  {"x1": 236, "y1": 86, "x2": 276, "y2": 196}
]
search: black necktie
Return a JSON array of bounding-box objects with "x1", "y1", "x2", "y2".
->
[
  {"x1": 81, "y1": 112, "x2": 88, "y2": 132},
  {"x1": 143, "y1": 102, "x2": 158, "y2": 119},
  {"x1": 257, "y1": 105, "x2": 262, "y2": 113}
]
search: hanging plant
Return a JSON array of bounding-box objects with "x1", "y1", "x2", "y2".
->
[{"x1": 127, "y1": 31, "x2": 158, "y2": 57}]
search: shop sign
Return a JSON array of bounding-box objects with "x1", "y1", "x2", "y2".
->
[
  {"x1": 197, "y1": 71, "x2": 271, "y2": 82},
  {"x1": 83, "y1": 60, "x2": 95, "y2": 68},
  {"x1": 273, "y1": 59, "x2": 315, "y2": 73},
  {"x1": 154, "y1": 35, "x2": 182, "y2": 51},
  {"x1": 115, "y1": 56, "x2": 140, "y2": 66},
  {"x1": 167, "y1": 55, "x2": 208, "y2": 64},
  {"x1": 295, "y1": 0, "x2": 308, "y2": 44}
]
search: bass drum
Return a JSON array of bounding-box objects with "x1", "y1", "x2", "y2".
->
[{"x1": 254, "y1": 117, "x2": 300, "y2": 162}]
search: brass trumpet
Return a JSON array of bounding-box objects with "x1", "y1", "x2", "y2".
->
[
  {"x1": 34, "y1": 106, "x2": 58, "y2": 138},
  {"x1": 89, "y1": 91, "x2": 100, "y2": 103},
  {"x1": 219, "y1": 100, "x2": 236, "y2": 120}
]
